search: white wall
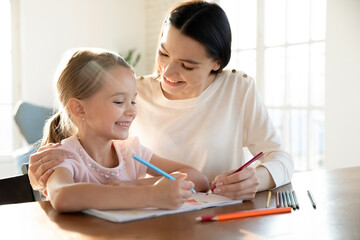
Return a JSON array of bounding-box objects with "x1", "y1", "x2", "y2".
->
[
  {"x1": 11, "y1": 0, "x2": 360, "y2": 175},
  {"x1": 144, "y1": 0, "x2": 184, "y2": 74},
  {"x1": 19, "y1": 0, "x2": 146, "y2": 107},
  {"x1": 324, "y1": 0, "x2": 360, "y2": 169},
  {"x1": 4, "y1": 0, "x2": 183, "y2": 179}
]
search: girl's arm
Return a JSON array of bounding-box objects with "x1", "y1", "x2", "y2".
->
[
  {"x1": 147, "y1": 154, "x2": 210, "y2": 192},
  {"x1": 47, "y1": 167, "x2": 194, "y2": 212},
  {"x1": 105, "y1": 177, "x2": 162, "y2": 187},
  {"x1": 106, "y1": 154, "x2": 210, "y2": 191}
]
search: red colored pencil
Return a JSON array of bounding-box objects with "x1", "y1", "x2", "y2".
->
[
  {"x1": 232, "y1": 152, "x2": 264, "y2": 174},
  {"x1": 210, "y1": 152, "x2": 263, "y2": 192},
  {"x1": 196, "y1": 207, "x2": 292, "y2": 222}
]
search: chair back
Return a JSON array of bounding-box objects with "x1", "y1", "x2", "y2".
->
[
  {"x1": 0, "y1": 174, "x2": 35, "y2": 205},
  {"x1": 13, "y1": 101, "x2": 53, "y2": 144}
]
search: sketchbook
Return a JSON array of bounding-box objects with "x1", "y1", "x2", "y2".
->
[{"x1": 83, "y1": 193, "x2": 242, "y2": 223}]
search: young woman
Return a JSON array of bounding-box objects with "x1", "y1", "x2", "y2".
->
[
  {"x1": 41, "y1": 49, "x2": 208, "y2": 212},
  {"x1": 29, "y1": 1, "x2": 293, "y2": 201}
]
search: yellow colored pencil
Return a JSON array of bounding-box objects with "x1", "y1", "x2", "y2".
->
[{"x1": 266, "y1": 191, "x2": 272, "y2": 208}]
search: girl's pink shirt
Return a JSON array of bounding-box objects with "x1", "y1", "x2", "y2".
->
[{"x1": 53, "y1": 135, "x2": 153, "y2": 183}]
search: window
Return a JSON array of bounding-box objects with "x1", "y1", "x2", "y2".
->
[
  {"x1": 220, "y1": 0, "x2": 326, "y2": 171},
  {"x1": 0, "y1": 0, "x2": 14, "y2": 160}
]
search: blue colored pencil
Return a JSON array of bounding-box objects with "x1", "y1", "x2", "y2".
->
[
  {"x1": 285, "y1": 191, "x2": 292, "y2": 208},
  {"x1": 287, "y1": 190, "x2": 296, "y2": 210},
  {"x1": 282, "y1": 192, "x2": 288, "y2": 207},
  {"x1": 133, "y1": 154, "x2": 196, "y2": 193},
  {"x1": 279, "y1": 191, "x2": 284, "y2": 208},
  {"x1": 292, "y1": 190, "x2": 300, "y2": 210}
]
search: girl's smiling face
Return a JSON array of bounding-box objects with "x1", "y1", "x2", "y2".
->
[
  {"x1": 156, "y1": 25, "x2": 220, "y2": 100},
  {"x1": 79, "y1": 65, "x2": 137, "y2": 141}
]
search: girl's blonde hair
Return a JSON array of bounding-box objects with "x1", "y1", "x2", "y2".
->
[{"x1": 42, "y1": 49, "x2": 133, "y2": 146}]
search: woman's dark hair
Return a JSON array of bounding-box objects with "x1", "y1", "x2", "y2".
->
[{"x1": 167, "y1": 1, "x2": 232, "y2": 73}]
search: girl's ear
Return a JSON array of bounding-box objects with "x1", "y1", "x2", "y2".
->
[{"x1": 68, "y1": 98, "x2": 85, "y2": 120}]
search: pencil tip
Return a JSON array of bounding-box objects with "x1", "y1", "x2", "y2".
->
[{"x1": 195, "y1": 217, "x2": 202, "y2": 221}]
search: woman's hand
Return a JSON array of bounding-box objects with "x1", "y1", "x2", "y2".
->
[
  {"x1": 151, "y1": 172, "x2": 194, "y2": 209},
  {"x1": 211, "y1": 167, "x2": 260, "y2": 200},
  {"x1": 28, "y1": 143, "x2": 69, "y2": 193}
]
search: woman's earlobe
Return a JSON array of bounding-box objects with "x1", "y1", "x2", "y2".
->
[{"x1": 212, "y1": 61, "x2": 221, "y2": 72}]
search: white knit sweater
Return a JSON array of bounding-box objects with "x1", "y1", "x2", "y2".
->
[{"x1": 131, "y1": 69, "x2": 294, "y2": 187}]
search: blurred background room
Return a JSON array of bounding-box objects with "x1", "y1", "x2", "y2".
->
[{"x1": 1, "y1": 0, "x2": 359, "y2": 178}]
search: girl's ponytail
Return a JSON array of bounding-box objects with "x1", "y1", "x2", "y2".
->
[{"x1": 41, "y1": 111, "x2": 75, "y2": 146}]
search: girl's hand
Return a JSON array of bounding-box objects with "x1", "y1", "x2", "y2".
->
[
  {"x1": 28, "y1": 143, "x2": 70, "y2": 194},
  {"x1": 211, "y1": 167, "x2": 260, "y2": 200},
  {"x1": 151, "y1": 172, "x2": 194, "y2": 209}
]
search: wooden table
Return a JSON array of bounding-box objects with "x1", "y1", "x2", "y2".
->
[{"x1": 1, "y1": 167, "x2": 359, "y2": 240}]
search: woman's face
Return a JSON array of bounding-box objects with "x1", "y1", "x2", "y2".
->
[{"x1": 156, "y1": 25, "x2": 220, "y2": 100}]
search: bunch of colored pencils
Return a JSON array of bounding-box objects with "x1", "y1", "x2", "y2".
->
[{"x1": 275, "y1": 190, "x2": 299, "y2": 210}]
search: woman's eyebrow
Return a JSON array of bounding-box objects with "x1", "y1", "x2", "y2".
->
[
  {"x1": 160, "y1": 43, "x2": 200, "y2": 65},
  {"x1": 179, "y1": 58, "x2": 200, "y2": 65}
]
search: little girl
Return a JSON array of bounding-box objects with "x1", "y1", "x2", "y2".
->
[{"x1": 43, "y1": 49, "x2": 209, "y2": 212}]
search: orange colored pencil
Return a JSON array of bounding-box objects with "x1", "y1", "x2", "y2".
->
[{"x1": 196, "y1": 207, "x2": 292, "y2": 222}]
